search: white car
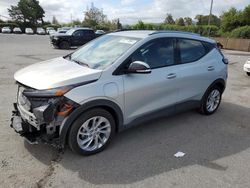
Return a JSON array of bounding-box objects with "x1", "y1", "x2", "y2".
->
[
  {"x1": 13, "y1": 27, "x2": 22, "y2": 34},
  {"x1": 36, "y1": 28, "x2": 45, "y2": 35},
  {"x1": 46, "y1": 27, "x2": 55, "y2": 34},
  {"x1": 95, "y1": 30, "x2": 105, "y2": 34},
  {"x1": 25, "y1": 28, "x2": 34, "y2": 34},
  {"x1": 2, "y1": 27, "x2": 11, "y2": 33},
  {"x1": 243, "y1": 58, "x2": 250, "y2": 76},
  {"x1": 48, "y1": 29, "x2": 56, "y2": 35}
]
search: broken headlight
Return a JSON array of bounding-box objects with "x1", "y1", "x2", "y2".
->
[{"x1": 23, "y1": 85, "x2": 74, "y2": 98}]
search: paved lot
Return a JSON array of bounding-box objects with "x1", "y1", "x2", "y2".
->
[{"x1": 0, "y1": 33, "x2": 250, "y2": 188}]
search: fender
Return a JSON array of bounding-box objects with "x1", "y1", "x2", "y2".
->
[
  {"x1": 208, "y1": 78, "x2": 226, "y2": 93},
  {"x1": 59, "y1": 99, "x2": 124, "y2": 148}
]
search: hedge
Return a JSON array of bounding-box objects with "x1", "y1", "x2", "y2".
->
[
  {"x1": 230, "y1": 26, "x2": 250, "y2": 39},
  {"x1": 129, "y1": 23, "x2": 220, "y2": 37},
  {"x1": 0, "y1": 23, "x2": 19, "y2": 29}
]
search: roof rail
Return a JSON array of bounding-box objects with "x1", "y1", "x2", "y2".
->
[
  {"x1": 150, "y1": 30, "x2": 200, "y2": 36},
  {"x1": 113, "y1": 29, "x2": 134, "y2": 32}
]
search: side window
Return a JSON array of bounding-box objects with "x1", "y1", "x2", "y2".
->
[
  {"x1": 178, "y1": 39, "x2": 206, "y2": 63},
  {"x1": 130, "y1": 38, "x2": 175, "y2": 69},
  {"x1": 73, "y1": 30, "x2": 83, "y2": 37}
]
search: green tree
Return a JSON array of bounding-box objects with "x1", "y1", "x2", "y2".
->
[
  {"x1": 83, "y1": 3, "x2": 107, "y2": 29},
  {"x1": 195, "y1": 14, "x2": 220, "y2": 26},
  {"x1": 184, "y1": 17, "x2": 192, "y2": 25},
  {"x1": 52, "y1": 16, "x2": 59, "y2": 25},
  {"x1": 220, "y1": 7, "x2": 241, "y2": 32},
  {"x1": 164, "y1": 13, "x2": 175, "y2": 24},
  {"x1": 176, "y1": 17, "x2": 185, "y2": 26},
  {"x1": 241, "y1": 4, "x2": 250, "y2": 26},
  {"x1": 8, "y1": 0, "x2": 45, "y2": 25}
]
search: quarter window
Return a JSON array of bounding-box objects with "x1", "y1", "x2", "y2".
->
[{"x1": 178, "y1": 39, "x2": 206, "y2": 63}]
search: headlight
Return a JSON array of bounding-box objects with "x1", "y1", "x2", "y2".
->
[
  {"x1": 23, "y1": 85, "x2": 74, "y2": 98},
  {"x1": 54, "y1": 37, "x2": 58, "y2": 40}
]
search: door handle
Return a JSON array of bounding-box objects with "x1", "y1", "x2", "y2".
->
[
  {"x1": 207, "y1": 66, "x2": 215, "y2": 71},
  {"x1": 167, "y1": 73, "x2": 177, "y2": 79}
]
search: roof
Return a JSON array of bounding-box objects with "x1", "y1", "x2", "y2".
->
[
  {"x1": 108, "y1": 30, "x2": 215, "y2": 43},
  {"x1": 109, "y1": 30, "x2": 155, "y2": 38}
]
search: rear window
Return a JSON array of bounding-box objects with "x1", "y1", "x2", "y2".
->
[{"x1": 178, "y1": 39, "x2": 206, "y2": 63}]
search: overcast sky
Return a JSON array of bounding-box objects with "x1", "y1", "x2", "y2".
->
[{"x1": 0, "y1": 0, "x2": 249, "y2": 24}]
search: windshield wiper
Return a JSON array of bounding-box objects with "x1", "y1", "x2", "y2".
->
[{"x1": 72, "y1": 59, "x2": 89, "y2": 67}]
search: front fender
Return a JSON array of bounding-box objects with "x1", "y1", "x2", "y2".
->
[{"x1": 58, "y1": 99, "x2": 123, "y2": 148}]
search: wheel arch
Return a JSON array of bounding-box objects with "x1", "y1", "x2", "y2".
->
[
  {"x1": 59, "y1": 99, "x2": 123, "y2": 148},
  {"x1": 201, "y1": 78, "x2": 226, "y2": 102},
  {"x1": 210, "y1": 78, "x2": 226, "y2": 93}
]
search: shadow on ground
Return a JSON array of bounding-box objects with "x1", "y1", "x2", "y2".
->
[{"x1": 25, "y1": 102, "x2": 250, "y2": 184}]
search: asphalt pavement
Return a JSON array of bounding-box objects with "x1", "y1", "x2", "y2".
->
[{"x1": 0, "y1": 33, "x2": 250, "y2": 188}]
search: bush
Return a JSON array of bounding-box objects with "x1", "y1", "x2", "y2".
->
[
  {"x1": 230, "y1": 26, "x2": 250, "y2": 38},
  {"x1": 0, "y1": 22, "x2": 19, "y2": 29},
  {"x1": 130, "y1": 22, "x2": 220, "y2": 37}
]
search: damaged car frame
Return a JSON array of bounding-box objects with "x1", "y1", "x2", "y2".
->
[{"x1": 11, "y1": 30, "x2": 228, "y2": 155}]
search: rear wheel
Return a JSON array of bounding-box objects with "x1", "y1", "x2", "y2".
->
[
  {"x1": 199, "y1": 86, "x2": 222, "y2": 115},
  {"x1": 68, "y1": 108, "x2": 115, "y2": 155},
  {"x1": 59, "y1": 41, "x2": 70, "y2": 49}
]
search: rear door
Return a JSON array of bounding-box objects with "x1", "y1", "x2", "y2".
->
[
  {"x1": 122, "y1": 38, "x2": 180, "y2": 123},
  {"x1": 176, "y1": 38, "x2": 218, "y2": 103}
]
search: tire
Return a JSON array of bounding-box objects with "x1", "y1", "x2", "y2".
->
[
  {"x1": 59, "y1": 41, "x2": 70, "y2": 49},
  {"x1": 68, "y1": 108, "x2": 115, "y2": 156},
  {"x1": 247, "y1": 72, "x2": 250, "y2": 76},
  {"x1": 199, "y1": 85, "x2": 222, "y2": 115}
]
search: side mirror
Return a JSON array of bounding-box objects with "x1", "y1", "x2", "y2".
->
[{"x1": 126, "y1": 61, "x2": 151, "y2": 74}]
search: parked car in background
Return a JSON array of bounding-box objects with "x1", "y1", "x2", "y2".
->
[
  {"x1": 13, "y1": 27, "x2": 22, "y2": 34},
  {"x1": 243, "y1": 58, "x2": 250, "y2": 76},
  {"x1": 95, "y1": 30, "x2": 105, "y2": 34},
  {"x1": 36, "y1": 28, "x2": 45, "y2": 35},
  {"x1": 57, "y1": 27, "x2": 72, "y2": 34},
  {"x1": 11, "y1": 30, "x2": 228, "y2": 155},
  {"x1": 95, "y1": 30, "x2": 105, "y2": 37},
  {"x1": 2, "y1": 27, "x2": 11, "y2": 33},
  {"x1": 50, "y1": 28, "x2": 96, "y2": 49},
  {"x1": 46, "y1": 27, "x2": 55, "y2": 34},
  {"x1": 48, "y1": 29, "x2": 56, "y2": 35},
  {"x1": 25, "y1": 28, "x2": 34, "y2": 34}
]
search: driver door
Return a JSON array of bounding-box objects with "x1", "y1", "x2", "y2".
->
[
  {"x1": 122, "y1": 38, "x2": 180, "y2": 123},
  {"x1": 72, "y1": 30, "x2": 85, "y2": 46}
]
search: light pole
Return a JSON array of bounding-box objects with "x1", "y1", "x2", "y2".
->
[{"x1": 208, "y1": 0, "x2": 214, "y2": 36}]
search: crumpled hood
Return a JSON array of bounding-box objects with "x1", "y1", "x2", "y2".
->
[{"x1": 14, "y1": 57, "x2": 102, "y2": 90}]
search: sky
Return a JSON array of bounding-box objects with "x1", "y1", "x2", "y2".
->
[{"x1": 0, "y1": 0, "x2": 249, "y2": 24}]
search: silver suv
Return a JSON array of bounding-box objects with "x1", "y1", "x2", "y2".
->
[{"x1": 11, "y1": 30, "x2": 228, "y2": 155}]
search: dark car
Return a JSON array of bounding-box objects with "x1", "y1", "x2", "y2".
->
[{"x1": 50, "y1": 28, "x2": 96, "y2": 49}]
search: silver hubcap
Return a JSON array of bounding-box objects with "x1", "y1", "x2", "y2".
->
[
  {"x1": 77, "y1": 116, "x2": 111, "y2": 151},
  {"x1": 206, "y1": 89, "x2": 221, "y2": 112}
]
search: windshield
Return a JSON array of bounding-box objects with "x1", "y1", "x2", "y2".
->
[
  {"x1": 66, "y1": 29, "x2": 76, "y2": 35},
  {"x1": 70, "y1": 35, "x2": 140, "y2": 70}
]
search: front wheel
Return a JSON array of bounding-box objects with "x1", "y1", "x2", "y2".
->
[
  {"x1": 247, "y1": 72, "x2": 250, "y2": 76},
  {"x1": 199, "y1": 86, "x2": 222, "y2": 115},
  {"x1": 68, "y1": 108, "x2": 115, "y2": 155},
  {"x1": 59, "y1": 41, "x2": 70, "y2": 49}
]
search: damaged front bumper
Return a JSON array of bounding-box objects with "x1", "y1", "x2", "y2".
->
[{"x1": 10, "y1": 85, "x2": 78, "y2": 148}]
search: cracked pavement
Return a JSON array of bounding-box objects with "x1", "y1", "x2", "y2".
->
[{"x1": 0, "y1": 34, "x2": 250, "y2": 188}]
